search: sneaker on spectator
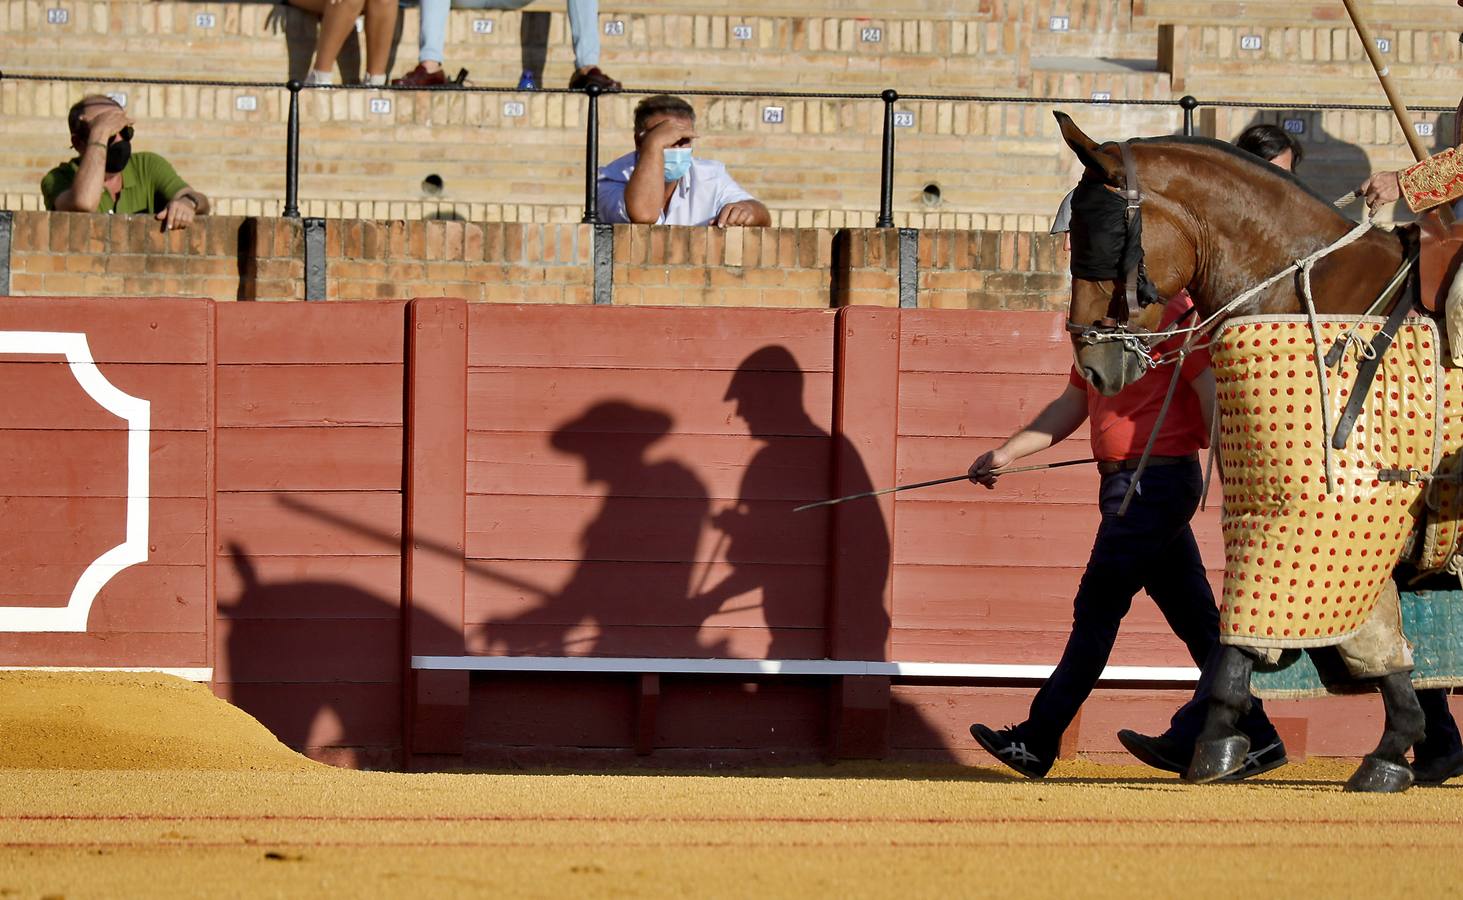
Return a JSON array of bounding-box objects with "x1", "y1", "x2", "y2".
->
[
  {"x1": 970, "y1": 723, "x2": 1054, "y2": 779},
  {"x1": 568, "y1": 66, "x2": 622, "y2": 92},
  {"x1": 393, "y1": 63, "x2": 447, "y2": 87},
  {"x1": 517, "y1": 69, "x2": 538, "y2": 91}
]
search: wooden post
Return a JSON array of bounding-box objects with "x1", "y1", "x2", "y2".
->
[
  {"x1": 402, "y1": 298, "x2": 470, "y2": 769},
  {"x1": 825, "y1": 306, "x2": 900, "y2": 758}
]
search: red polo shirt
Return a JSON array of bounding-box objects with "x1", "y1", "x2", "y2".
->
[{"x1": 1068, "y1": 292, "x2": 1211, "y2": 463}]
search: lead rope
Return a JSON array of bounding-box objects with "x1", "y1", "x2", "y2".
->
[
  {"x1": 1115, "y1": 194, "x2": 1379, "y2": 362},
  {"x1": 1108, "y1": 193, "x2": 1379, "y2": 514},
  {"x1": 1299, "y1": 263, "x2": 1339, "y2": 492},
  {"x1": 1116, "y1": 350, "x2": 1187, "y2": 516}
]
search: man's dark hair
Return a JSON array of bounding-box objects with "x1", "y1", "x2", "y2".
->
[
  {"x1": 68, "y1": 94, "x2": 120, "y2": 137},
  {"x1": 1235, "y1": 123, "x2": 1304, "y2": 171},
  {"x1": 633, "y1": 95, "x2": 696, "y2": 134}
]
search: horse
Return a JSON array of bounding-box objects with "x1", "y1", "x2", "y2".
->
[{"x1": 1054, "y1": 112, "x2": 1436, "y2": 792}]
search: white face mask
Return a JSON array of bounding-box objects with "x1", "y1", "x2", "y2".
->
[{"x1": 662, "y1": 147, "x2": 693, "y2": 182}]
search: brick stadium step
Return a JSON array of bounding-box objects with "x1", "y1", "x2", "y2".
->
[
  {"x1": 2, "y1": 78, "x2": 1159, "y2": 227},
  {"x1": 4, "y1": 1, "x2": 1462, "y2": 229},
  {"x1": 1136, "y1": 0, "x2": 1463, "y2": 29},
  {"x1": 1160, "y1": 22, "x2": 1463, "y2": 106},
  {"x1": 0, "y1": 1, "x2": 1029, "y2": 93}
]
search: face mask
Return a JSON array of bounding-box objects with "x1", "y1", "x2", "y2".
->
[
  {"x1": 105, "y1": 139, "x2": 132, "y2": 174},
  {"x1": 662, "y1": 147, "x2": 692, "y2": 183}
]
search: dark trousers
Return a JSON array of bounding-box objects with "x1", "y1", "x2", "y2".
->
[
  {"x1": 1018, "y1": 460, "x2": 1276, "y2": 753},
  {"x1": 1416, "y1": 688, "x2": 1463, "y2": 760}
]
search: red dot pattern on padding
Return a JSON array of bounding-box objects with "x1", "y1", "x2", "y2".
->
[
  {"x1": 1418, "y1": 363, "x2": 1463, "y2": 572},
  {"x1": 1212, "y1": 317, "x2": 1437, "y2": 648}
]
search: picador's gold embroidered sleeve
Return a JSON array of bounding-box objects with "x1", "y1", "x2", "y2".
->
[{"x1": 1400, "y1": 147, "x2": 1463, "y2": 212}]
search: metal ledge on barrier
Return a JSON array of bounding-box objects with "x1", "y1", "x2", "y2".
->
[{"x1": 411, "y1": 656, "x2": 1199, "y2": 682}]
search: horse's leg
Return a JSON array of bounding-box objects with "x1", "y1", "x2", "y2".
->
[
  {"x1": 1185, "y1": 644, "x2": 1254, "y2": 783},
  {"x1": 1344, "y1": 672, "x2": 1426, "y2": 793}
]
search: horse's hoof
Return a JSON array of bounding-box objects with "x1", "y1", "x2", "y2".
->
[
  {"x1": 1344, "y1": 756, "x2": 1414, "y2": 793},
  {"x1": 1185, "y1": 735, "x2": 1249, "y2": 783}
]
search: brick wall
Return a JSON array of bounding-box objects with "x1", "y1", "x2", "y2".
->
[{"x1": 4, "y1": 211, "x2": 1071, "y2": 310}]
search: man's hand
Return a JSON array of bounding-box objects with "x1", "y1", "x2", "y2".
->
[
  {"x1": 84, "y1": 106, "x2": 132, "y2": 144},
  {"x1": 968, "y1": 447, "x2": 1014, "y2": 489},
  {"x1": 1358, "y1": 170, "x2": 1402, "y2": 210},
  {"x1": 157, "y1": 195, "x2": 197, "y2": 232},
  {"x1": 636, "y1": 117, "x2": 697, "y2": 152},
  {"x1": 715, "y1": 201, "x2": 761, "y2": 227}
]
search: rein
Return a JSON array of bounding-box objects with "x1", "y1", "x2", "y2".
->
[
  {"x1": 1070, "y1": 187, "x2": 1381, "y2": 366},
  {"x1": 1066, "y1": 143, "x2": 1398, "y2": 514}
]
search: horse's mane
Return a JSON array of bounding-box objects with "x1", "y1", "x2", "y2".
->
[{"x1": 1116, "y1": 134, "x2": 1343, "y2": 213}]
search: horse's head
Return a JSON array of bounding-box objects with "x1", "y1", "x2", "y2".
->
[{"x1": 1055, "y1": 113, "x2": 1198, "y2": 396}]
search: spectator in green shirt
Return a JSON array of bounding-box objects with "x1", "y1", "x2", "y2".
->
[{"x1": 41, "y1": 95, "x2": 210, "y2": 231}]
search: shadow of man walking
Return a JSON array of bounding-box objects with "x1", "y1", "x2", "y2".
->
[{"x1": 693, "y1": 346, "x2": 891, "y2": 660}]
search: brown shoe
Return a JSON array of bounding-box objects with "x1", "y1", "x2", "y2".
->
[
  {"x1": 392, "y1": 63, "x2": 448, "y2": 87},
  {"x1": 568, "y1": 66, "x2": 622, "y2": 92}
]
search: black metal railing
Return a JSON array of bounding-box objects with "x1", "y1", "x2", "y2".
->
[{"x1": 2, "y1": 70, "x2": 1456, "y2": 227}]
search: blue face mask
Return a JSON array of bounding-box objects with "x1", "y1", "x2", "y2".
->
[{"x1": 662, "y1": 147, "x2": 692, "y2": 183}]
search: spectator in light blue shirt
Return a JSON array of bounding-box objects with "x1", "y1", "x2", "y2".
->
[{"x1": 597, "y1": 95, "x2": 771, "y2": 227}]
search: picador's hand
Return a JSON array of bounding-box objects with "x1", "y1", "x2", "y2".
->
[
  {"x1": 968, "y1": 448, "x2": 1012, "y2": 489},
  {"x1": 1358, "y1": 171, "x2": 1401, "y2": 210}
]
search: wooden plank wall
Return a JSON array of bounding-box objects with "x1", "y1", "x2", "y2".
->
[
  {"x1": 462, "y1": 305, "x2": 841, "y2": 758},
  {"x1": 0, "y1": 299, "x2": 1426, "y2": 764},
  {"x1": 0, "y1": 297, "x2": 213, "y2": 671},
  {"x1": 212, "y1": 302, "x2": 407, "y2": 768},
  {"x1": 886, "y1": 308, "x2": 1229, "y2": 758}
]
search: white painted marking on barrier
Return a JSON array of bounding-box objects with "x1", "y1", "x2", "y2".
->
[
  {"x1": 412, "y1": 656, "x2": 1200, "y2": 681},
  {"x1": 0, "y1": 666, "x2": 211, "y2": 681},
  {"x1": 0, "y1": 332, "x2": 150, "y2": 632}
]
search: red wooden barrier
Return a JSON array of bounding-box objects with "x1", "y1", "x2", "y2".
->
[
  {"x1": 0, "y1": 297, "x2": 213, "y2": 674},
  {"x1": 0, "y1": 297, "x2": 1428, "y2": 767}
]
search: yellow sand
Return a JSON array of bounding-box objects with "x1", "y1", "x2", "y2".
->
[
  {"x1": 0, "y1": 671, "x2": 313, "y2": 771},
  {"x1": 3, "y1": 673, "x2": 1463, "y2": 898}
]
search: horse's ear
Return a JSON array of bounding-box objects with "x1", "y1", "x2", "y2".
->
[{"x1": 1054, "y1": 111, "x2": 1123, "y2": 185}]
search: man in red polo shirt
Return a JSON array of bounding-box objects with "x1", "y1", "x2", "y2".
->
[{"x1": 965, "y1": 193, "x2": 1285, "y2": 780}]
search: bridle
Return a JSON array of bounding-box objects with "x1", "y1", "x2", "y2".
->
[{"x1": 1063, "y1": 142, "x2": 1161, "y2": 368}]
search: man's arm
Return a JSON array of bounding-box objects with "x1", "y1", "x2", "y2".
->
[
  {"x1": 53, "y1": 106, "x2": 131, "y2": 213},
  {"x1": 174, "y1": 187, "x2": 210, "y2": 215},
  {"x1": 146, "y1": 154, "x2": 209, "y2": 231},
  {"x1": 1190, "y1": 365, "x2": 1217, "y2": 439},
  {"x1": 1360, "y1": 147, "x2": 1463, "y2": 213},
  {"x1": 624, "y1": 118, "x2": 696, "y2": 223},
  {"x1": 714, "y1": 199, "x2": 771, "y2": 227},
  {"x1": 968, "y1": 382, "x2": 1089, "y2": 488}
]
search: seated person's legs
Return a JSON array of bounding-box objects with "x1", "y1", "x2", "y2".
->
[
  {"x1": 290, "y1": 0, "x2": 396, "y2": 83},
  {"x1": 289, "y1": 0, "x2": 367, "y2": 84},
  {"x1": 396, "y1": 0, "x2": 531, "y2": 85},
  {"x1": 394, "y1": 0, "x2": 619, "y2": 89},
  {"x1": 564, "y1": 0, "x2": 620, "y2": 91}
]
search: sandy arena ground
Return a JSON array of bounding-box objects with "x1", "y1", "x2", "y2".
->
[{"x1": 3, "y1": 674, "x2": 1463, "y2": 898}]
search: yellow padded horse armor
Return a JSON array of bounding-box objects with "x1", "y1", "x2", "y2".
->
[{"x1": 1211, "y1": 315, "x2": 1446, "y2": 650}]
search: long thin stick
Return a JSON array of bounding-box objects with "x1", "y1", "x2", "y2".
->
[
  {"x1": 793, "y1": 457, "x2": 1096, "y2": 512},
  {"x1": 1340, "y1": 0, "x2": 1453, "y2": 223}
]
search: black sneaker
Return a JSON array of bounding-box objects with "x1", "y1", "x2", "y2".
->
[
  {"x1": 1413, "y1": 749, "x2": 1463, "y2": 785},
  {"x1": 970, "y1": 723, "x2": 1053, "y2": 779},
  {"x1": 1117, "y1": 729, "x2": 1187, "y2": 775},
  {"x1": 1221, "y1": 738, "x2": 1288, "y2": 781}
]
